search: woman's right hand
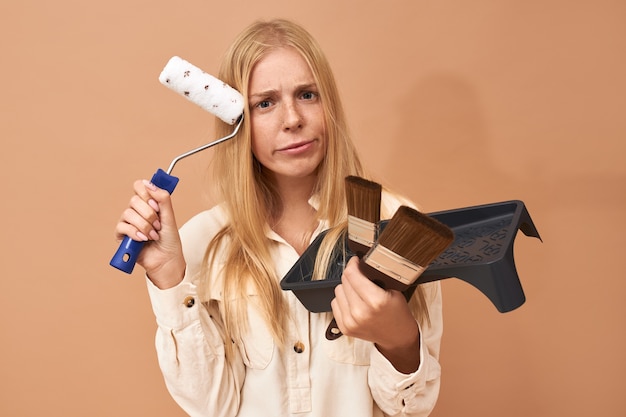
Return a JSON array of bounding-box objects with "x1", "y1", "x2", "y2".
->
[{"x1": 114, "y1": 179, "x2": 186, "y2": 289}]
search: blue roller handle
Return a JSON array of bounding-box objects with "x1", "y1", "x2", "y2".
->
[{"x1": 110, "y1": 169, "x2": 179, "y2": 274}]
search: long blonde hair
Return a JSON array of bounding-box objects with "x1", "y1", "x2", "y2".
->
[{"x1": 200, "y1": 19, "x2": 429, "y2": 355}]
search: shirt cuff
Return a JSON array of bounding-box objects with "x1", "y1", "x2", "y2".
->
[
  {"x1": 145, "y1": 269, "x2": 200, "y2": 330},
  {"x1": 370, "y1": 326, "x2": 426, "y2": 388}
]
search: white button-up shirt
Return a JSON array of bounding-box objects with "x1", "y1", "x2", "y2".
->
[{"x1": 146, "y1": 196, "x2": 443, "y2": 417}]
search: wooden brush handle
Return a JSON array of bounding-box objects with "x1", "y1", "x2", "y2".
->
[
  {"x1": 326, "y1": 319, "x2": 343, "y2": 340},
  {"x1": 347, "y1": 239, "x2": 370, "y2": 259}
]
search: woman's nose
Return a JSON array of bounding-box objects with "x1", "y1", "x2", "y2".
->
[{"x1": 282, "y1": 102, "x2": 302, "y2": 130}]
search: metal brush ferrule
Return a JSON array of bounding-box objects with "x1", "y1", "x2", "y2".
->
[
  {"x1": 348, "y1": 215, "x2": 378, "y2": 247},
  {"x1": 363, "y1": 243, "x2": 425, "y2": 286}
]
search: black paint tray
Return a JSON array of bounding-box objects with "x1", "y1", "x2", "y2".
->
[{"x1": 280, "y1": 200, "x2": 541, "y2": 313}]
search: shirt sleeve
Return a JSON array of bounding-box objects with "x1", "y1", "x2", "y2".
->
[
  {"x1": 367, "y1": 282, "x2": 443, "y2": 417},
  {"x1": 144, "y1": 208, "x2": 246, "y2": 417},
  {"x1": 146, "y1": 273, "x2": 245, "y2": 417}
]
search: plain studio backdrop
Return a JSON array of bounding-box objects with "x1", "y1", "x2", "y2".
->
[{"x1": 1, "y1": 1, "x2": 624, "y2": 416}]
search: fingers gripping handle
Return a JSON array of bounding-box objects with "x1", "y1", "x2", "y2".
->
[{"x1": 110, "y1": 169, "x2": 179, "y2": 274}]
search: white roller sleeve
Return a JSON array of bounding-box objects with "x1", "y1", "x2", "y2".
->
[{"x1": 159, "y1": 56, "x2": 244, "y2": 125}]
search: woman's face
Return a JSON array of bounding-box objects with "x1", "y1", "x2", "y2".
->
[{"x1": 248, "y1": 47, "x2": 326, "y2": 184}]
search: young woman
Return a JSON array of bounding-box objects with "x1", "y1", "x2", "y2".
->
[{"x1": 115, "y1": 18, "x2": 443, "y2": 417}]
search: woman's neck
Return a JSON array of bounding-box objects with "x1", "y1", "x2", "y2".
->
[{"x1": 270, "y1": 174, "x2": 319, "y2": 255}]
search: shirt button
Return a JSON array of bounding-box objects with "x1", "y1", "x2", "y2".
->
[
  {"x1": 293, "y1": 341, "x2": 305, "y2": 354},
  {"x1": 183, "y1": 296, "x2": 195, "y2": 308}
]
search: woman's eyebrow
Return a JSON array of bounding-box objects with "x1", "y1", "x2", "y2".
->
[
  {"x1": 296, "y1": 82, "x2": 318, "y2": 91},
  {"x1": 249, "y1": 89, "x2": 277, "y2": 99},
  {"x1": 249, "y1": 82, "x2": 318, "y2": 98}
]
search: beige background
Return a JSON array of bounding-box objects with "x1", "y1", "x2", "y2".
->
[{"x1": 1, "y1": 1, "x2": 624, "y2": 416}]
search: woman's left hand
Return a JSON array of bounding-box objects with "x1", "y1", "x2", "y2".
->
[{"x1": 331, "y1": 256, "x2": 421, "y2": 373}]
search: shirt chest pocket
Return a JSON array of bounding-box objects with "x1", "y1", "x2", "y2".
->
[{"x1": 236, "y1": 297, "x2": 275, "y2": 370}]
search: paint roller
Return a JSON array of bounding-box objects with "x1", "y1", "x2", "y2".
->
[{"x1": 110, "y1": 56, "x2": 244, "y2": 274}]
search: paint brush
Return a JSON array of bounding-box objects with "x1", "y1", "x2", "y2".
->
[
  {"x1": 326, "y1": 176, "x2": 382, "y2": 340},
  {"x1": 345, "y1": 175, "x2": 382, "y2": 257},
  {"x1": 326, "y1": 205, "x2": 454, "y2": 340},
  {"x1": 360, "y1": 205, "x2": 454, "y2": 292}
]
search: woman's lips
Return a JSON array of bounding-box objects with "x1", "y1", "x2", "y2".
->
[{"x1": 277, "y1": 140, "x2": 315, "y2": 154}]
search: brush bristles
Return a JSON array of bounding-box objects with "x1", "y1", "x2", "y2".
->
[
  {"x1": 377, "y1": 206, "x2": 454, "y2": 267},
  {"x1": 345, "y1": 176, "x2": 382, "y2": 223}
]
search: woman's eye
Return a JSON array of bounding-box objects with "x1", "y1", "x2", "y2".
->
[
  {"x1": 257, "y1": 100, "x2": 271, "y2": 109},
  {"x1": 301, "y1": 91, "x2": 318, "y2": 100}
]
